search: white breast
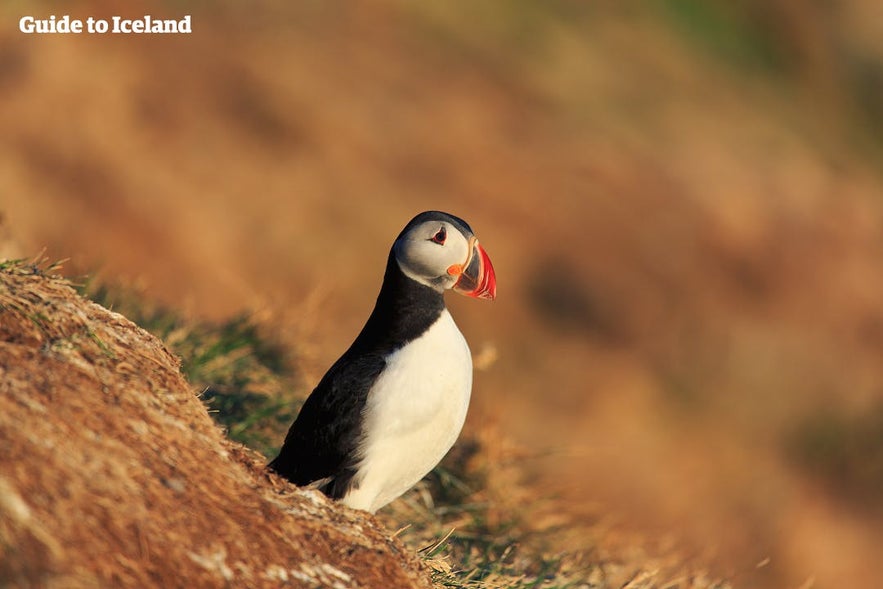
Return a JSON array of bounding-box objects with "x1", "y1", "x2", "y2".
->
[{"x1": 342, "y1": 309, "x2": 472, "y2": 513}]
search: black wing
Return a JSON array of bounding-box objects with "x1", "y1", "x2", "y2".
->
[{"x1": 267, "y1": 352, "x2": 386, "y2": 499}]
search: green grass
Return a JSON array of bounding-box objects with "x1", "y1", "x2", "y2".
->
[
  {"x1": 0, "y1": 257, "x2": 68, "y2": 336},
  {"x1": 75, "y1": 280, "x2": 736, "y2": 588},
  {"x1": 0, "y1": 256, "x2": 66, "y2": 276},
  {"x1": 383, "y1": 443, "x2": 592, "y2": 589},
  {"x1": 82, "y1": 282, "x2": 302, "y2": 457},
  {"x1": 80, "y1": 280, "x2": 588, "y2": 588}
]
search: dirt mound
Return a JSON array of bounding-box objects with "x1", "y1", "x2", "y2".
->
[{"x1": 0, "y1": 261, "x2": 431, "y2": 588}]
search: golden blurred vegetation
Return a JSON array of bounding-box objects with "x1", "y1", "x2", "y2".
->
[{"x1": 3, "y1": 1, "x2": 883, "y2": 587}]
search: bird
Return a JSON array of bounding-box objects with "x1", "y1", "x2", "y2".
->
[{"x1": 268, "y1": 210, "x2": 496, "y2": 513}]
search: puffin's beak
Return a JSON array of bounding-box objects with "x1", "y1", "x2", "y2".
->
[{"x1": 450, "y1": 238, "x2": 496, "y2": 300}]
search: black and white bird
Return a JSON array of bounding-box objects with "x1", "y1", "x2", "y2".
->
[{"x1": 268, "y1": 210, "x2": 496, "y2": 513}]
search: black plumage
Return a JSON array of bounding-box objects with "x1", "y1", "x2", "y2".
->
[{"x1": 267, "y1": 212, "x2": 468, "y2": 497}]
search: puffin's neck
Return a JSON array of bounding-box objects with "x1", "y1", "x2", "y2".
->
[{"x1": 351, "y1": 251, "x2": 446, "y2": 354}]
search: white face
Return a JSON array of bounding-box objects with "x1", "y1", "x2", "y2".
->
[{"x1": 393, "y1": 220, "x2": 472, "y2": 291}]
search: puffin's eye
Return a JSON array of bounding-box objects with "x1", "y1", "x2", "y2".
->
[{"x1": 429, "y1": 226, "x2": 447, "y2": 245}]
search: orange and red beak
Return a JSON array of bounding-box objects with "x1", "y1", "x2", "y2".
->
[{"x1": 449, "y1": 238, "x2": 496, "y2": 300}]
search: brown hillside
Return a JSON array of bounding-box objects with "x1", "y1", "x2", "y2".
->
[
  {"x1": 4, "y1": 1, "x2": 883, "y2": 586},
  {"x1": 0, "y1": 261, "x2": 431, "y2": 589}
]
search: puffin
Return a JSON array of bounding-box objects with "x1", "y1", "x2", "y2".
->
[{"x1": 268, "y1": 210, "x2": 496, "y2": 513}]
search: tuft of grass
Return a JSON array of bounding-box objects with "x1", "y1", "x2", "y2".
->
[
  {"x1": 77, "y1": 279, "x2": 718, "y2": 588},
  {"x1": 80, "y1": 281, "x2": 597, "y2": 588},
  {"x1": 0, "y1": 255, "x2": 66, "y2": 277},
  {"x1": 82, "y1": 283, "x2": 301, "y2": 457},
  {"x1": 382, "y1": 445, "x2": 594, "y2": 589},
  {"x1": 1, "y1": 257, "x2": 84, "y2": 342}
]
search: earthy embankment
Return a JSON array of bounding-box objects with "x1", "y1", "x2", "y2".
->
[{"x1": 0, "y1": 262, "x2": 431, "y2": 588}]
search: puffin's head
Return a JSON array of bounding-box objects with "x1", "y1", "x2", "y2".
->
[{"x1": 392, "y1": 211, "x2": 496, "y2": 300}]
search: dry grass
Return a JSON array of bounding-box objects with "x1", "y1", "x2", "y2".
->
[
  {"x1": 3, "y1": 1, "x2": 883, "y2": 587},
  {"x1": 77, "y1": 275, "x2": 732, "y2": 588},
  {"x1": 0, "y1": 261, "x2": 727, "y2": 589},
  {"x1": 0, "y1": 259, "x2": 431, "y2": 588}
]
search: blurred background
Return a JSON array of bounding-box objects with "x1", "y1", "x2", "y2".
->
[{"x1": 3, "y1": 1, "x2": 883, "y2": 587}]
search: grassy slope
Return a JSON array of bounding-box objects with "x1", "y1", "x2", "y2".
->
[
  {"x1": 82, "y1": 281, "x2": 729, "y2": 588},
  {"x1": 3, "y1": 1, "x2": 883, "y2": 587},
  {"x1": 0, "y1": 260, "x2": 432, "y2": 589}
]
